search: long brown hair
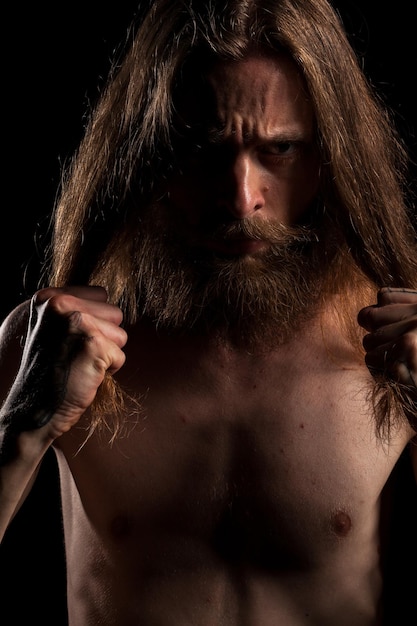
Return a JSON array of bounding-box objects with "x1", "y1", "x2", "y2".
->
[{"x1": 46, "y1": 0, "x2": 416, "y2": 437}]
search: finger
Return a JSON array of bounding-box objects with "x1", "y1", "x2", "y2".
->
[
  {"x1": 34, "y1": 285, "x2": 109, "y2": 305},
  {"x1": 358, "y1": 288, "x2": 417, "y2": 332},
  {"x1": 362, "y1": 317, "x2": 417, "y2": 351},
  {"x1": 68, "y1": 329, "x2": 127, "y2": 379},
  {"x1": 20, "y1": 297, "x2": 127, "y2": 375},
  {"x1": 35, "y1": 313, "x2": 127, "y2": 424},
  {"x1": 67, "y1": 310, "x2": 128, "y2": 349},
  {"x1": 360, "y1": 304, "x2": 417, "y2": 332},
  {"x1": 390, "y1": 360, "x2": 416, "y2": 389},
  {"x1": 39, "y1": 292, "x2": 124, "y2": 326},
  {"x1": 364, "y1": 337, "x2": 417, "y2": 387},
  {"x1": 377, "y1": 287, "x2": 417, "y2": 306}
]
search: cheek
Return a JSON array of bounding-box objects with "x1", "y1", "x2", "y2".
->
[
  {"x1": 269, "y1": 162, "x2": 320, "y2": 223},
  {"x1": 294, "y1": 163, "x2": 320, "y2": 208},
  {"x1": 166, "y1": 166, "x2": 212, "y2": 225}
]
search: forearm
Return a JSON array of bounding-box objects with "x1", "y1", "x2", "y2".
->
[{"x1": 0, "y1": 425, "x2": 53, "y2": 541}]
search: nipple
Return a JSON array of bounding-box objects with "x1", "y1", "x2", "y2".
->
[{"x1": 330, "y1": 510, "x2": 352, "y2": 537}]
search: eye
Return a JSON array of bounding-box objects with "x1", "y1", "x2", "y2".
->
[{"x1": 259, "y1": 141, "x2": 299, "y2": 156}]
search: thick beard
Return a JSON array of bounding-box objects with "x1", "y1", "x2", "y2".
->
[{"x1": 132, "y1": 203, "x2": 339, "y2": 350}]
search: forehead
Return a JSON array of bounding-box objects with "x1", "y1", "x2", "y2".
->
[{"x1": 176, "y1": 51, "x2": 315, "y2": 138}]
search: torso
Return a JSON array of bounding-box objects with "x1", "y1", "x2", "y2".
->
[{"x1": 53, "y1": 314, "x2": 413, "y2": 625}]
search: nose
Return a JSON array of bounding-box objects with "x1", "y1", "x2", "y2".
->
[{"x1": 216, "y1": 153, "x2": 267, "y2": 219}]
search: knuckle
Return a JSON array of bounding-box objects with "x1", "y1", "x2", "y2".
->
[
  {"x1": 117, "y1": 327, "x2": 128, "y2": 347},
  {"x1": 402, "y1": 332, "x2": 417, "y2": 352},
  {"x1": 47, "y1": 293, "x2": 78, "y2": 314},
  {"x1": 378, "y1": 288, "x2": 393, "y2": 305},
  {"x1": 358, "y1": 307, "x2": 376, "y2": 331},
  {"x1": 32, "y1": 287, "x2": 60, "y2": 306},
  {"x1": 390, "y1": 360, "x2": 408, "y2": 382},
  {"x1": 93, "y1": 355, "x2": 111, "y2": 376}
]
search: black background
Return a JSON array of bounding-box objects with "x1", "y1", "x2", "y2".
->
[
  {"x1": 2, "y1": 1, "x2": 417, "y2": 321},
  {"x1": 1, "y1": 2, "x2": 416, "y2": 624}
]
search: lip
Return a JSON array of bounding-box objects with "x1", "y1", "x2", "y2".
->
[{"x1": 204, "y1": 237, "x2": 269, "y2": 257}]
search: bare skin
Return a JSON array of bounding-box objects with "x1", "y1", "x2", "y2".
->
[{"x1": 1, "y1": 53, "x2": 416, "y2": 625}]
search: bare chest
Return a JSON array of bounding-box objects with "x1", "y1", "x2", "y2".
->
[{"x1": 57, "y1": 344, "x2": 403, "y2": 567}]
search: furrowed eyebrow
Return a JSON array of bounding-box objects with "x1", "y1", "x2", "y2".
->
[
  {"x1": 258, "y1": 130, "x2": 309, "y2": 143},
  {"x1": 179, "y1": 114, "x2": 313, "y2": 148}
]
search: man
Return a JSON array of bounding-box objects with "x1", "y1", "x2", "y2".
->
[{"x1": 1, "y1": 0, "x2": 416, "y2": 624}]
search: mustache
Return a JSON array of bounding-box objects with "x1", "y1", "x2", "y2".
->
[{"x1": 207, "y1": 218, "x2": 320, "y2": 247}]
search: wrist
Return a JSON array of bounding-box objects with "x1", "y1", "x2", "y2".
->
[{"x1": 0, "y1": 421, "x2": 53, "y2": 467}]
